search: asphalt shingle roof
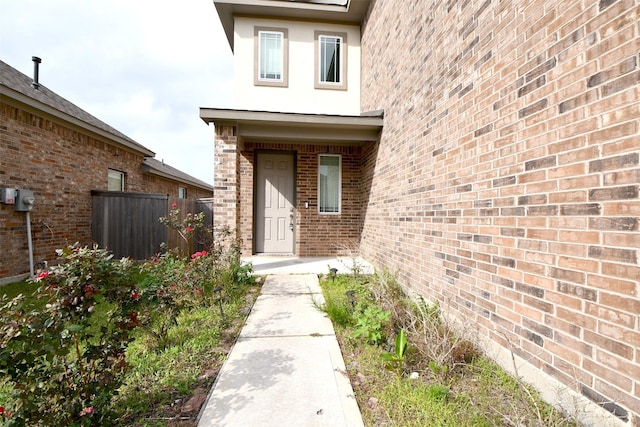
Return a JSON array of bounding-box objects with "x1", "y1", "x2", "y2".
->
[
  {"x1": 0, "y1": 59, "x2": 154, "y2": 156},
  {"x1": 142, "y1": 157, "x2": 213, "y2": 191}
]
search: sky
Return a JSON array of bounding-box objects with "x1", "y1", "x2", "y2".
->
[{"x1": 0, "y1": 0, "x2": 234, "y2": 183}]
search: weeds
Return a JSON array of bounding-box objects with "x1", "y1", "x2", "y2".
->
[
  {"x1": 319, "y1": 271, "x2": 575, "y2": 427},
  {"x1": 381, "y1": 328, "x2": 407, "y2": 375},
  {"x1": 353, "y1": 306, "x2": 390, "y2": 345}
]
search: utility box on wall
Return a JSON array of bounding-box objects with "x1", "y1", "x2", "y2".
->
[
  {"x1": 0, "y1": 188, "x2": 16, "y2": 204},
  {"x1": 14, "y1": 189, "x2": 35, "y2": 212}
]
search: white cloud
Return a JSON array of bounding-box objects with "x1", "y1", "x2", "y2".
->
[{"x1": 0, "y1": 0, "x2": 234, "y2": 183}]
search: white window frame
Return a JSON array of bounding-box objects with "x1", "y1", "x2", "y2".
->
[
  {"x1": 315, "y1": 31, "x2": 347, "y2": 91},
  {"x1": 318, "y1": 154, "x2": 342, "y2": 215},
  {"x1": 254, "y1": 27, "x2": 288, "y2": 87},
  {"x1": 107, "y1": 169, "x2": 125, "y2": 191},
  {"x1": 178, "y1": 186, "x2": 187, "y2": 199}
]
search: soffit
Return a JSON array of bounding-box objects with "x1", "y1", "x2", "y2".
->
[
  {"x1": 214, "y1": 0, "x2": 370, "y2": 50},
  {"x1": 200, "y1": 108, "x2": 383, "y2": 145}
]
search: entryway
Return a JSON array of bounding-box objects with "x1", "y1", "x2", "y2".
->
[{"x1": 255, "y1": 152, "x2": 295, "y2": 254}]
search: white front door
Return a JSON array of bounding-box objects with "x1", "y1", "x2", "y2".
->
[{"x1": 255, "y1": 152, "x2": 295, "y2": 254}]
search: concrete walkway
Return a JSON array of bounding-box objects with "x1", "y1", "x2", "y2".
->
[{"x1": 197, "y1": 274, "x2": 364, "y2": 427}]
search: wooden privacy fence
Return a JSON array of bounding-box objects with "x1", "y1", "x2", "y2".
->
[{"x1": 91, "y1": 191, "x2": 213, "y2": 260}]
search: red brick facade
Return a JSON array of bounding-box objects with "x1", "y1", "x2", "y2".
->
[
  {"x1": 359, "y1": 0, "x2": 639, "y2": 424},
  {"x1": 213, "y1": 124, "x2": 366, "y2": 255},
  {"x1": 0, "y1": 102, "x2": 212, "y2": 282}
]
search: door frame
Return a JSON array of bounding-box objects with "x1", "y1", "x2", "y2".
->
[{"x1": 253, "y1": 150, "x2": 297, "y2": 255}]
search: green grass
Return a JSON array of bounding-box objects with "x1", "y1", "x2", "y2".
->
[
  {"x1": 115, "y1": 291, "x2": 256, "y2": 425},
  {"x1": 0, "y1": 274, "x2": 260, "y2": 426},
  {"x1": 0, "y1": 279, "x2": 41, "y2": 305},
  {"x1": 321, "y1": 274, "x2": 575, "y2": 427}
]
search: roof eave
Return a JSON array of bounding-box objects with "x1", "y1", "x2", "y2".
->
[
  {"x1": 214, "y1": 0, "x2": 369, "y2": 51},
  {"x1": 199, "y1": 108, "x2": 383, "y2": 145},
  {"x1": 140, "y1": 163, "x2": 213, "y2": 192},
  {"x1": 1, "y1": 84, "x2": 155, "y2": 157}
]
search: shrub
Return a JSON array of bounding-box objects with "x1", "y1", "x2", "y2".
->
[
  {"x1": 0, "y1": 244, "x2": 143, "y2": 426},
  {"x1": 138, "y1": 225, "x2": 252, "y2": 348},
  {"x1": 159, "y1": 203, "x2": 207, "y2": 256}
]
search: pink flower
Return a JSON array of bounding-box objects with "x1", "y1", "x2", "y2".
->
[
  {"x1": 171, "y1": 203, "x2": 177, "y2": 208},
  {"x1": 187, "y1": 212, "x2": 192, "y2": 217},
  {"x1": 191, "y1": 250, "x2": 207, "y2": 260},
  {"x1": 185, "y1": 226, "x2": 194, "y2": 232},
  {"x1": 36, "y1": 271, "x2": 49, "y2": 279},
  {"x1": 0, "y1": 407, "x2": 5, "y2": 415},
  {"x1": 79, "y1": 406, "x2": 94, "y2": 417},
  {"x1": 195, "y1": 289, "x2": 202, "y2": 295},
  {"x1": 131, "y1": 290, "x2": 139, "y2": 300}
]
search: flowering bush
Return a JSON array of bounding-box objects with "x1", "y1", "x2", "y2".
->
[
  {"x1": 0, "y1": 244, "x2": 143, "y2": 426},
  {"x1": 0, "y1": 222, "x2": 254, "y2": 424},
  {"x1": 159, "y1": 204, "x2": 207, "y2": 256}
]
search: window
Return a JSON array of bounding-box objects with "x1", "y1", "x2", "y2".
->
[
  {"x1": 178, "y1": 187, "x2": 187, "y2": 199},
  {"x1": 107, "y1": 169, "x2": 124, "y2": 191},
  {"x1": 318, "y1": 154, "x2": 341, "y2": 214},
  {"x1": 315, "y1": 31, "x2": 347, "y2": 90},
  {"x1": 254, "y1": 27, "x2": 288, "y2": 87}
]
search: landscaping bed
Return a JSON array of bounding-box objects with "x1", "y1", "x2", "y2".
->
[
  {"x1": 0, "y1": 206, "x2": 261, "y2": 426},
  {"x1": 0, "y1": 240, "x2": 260, "y2": 427},
  {"x1": 318, "y1": 272, "x2": 579, "y2": 427}
]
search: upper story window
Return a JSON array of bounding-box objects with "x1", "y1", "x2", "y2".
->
[
  {"x1": 107, "y1": 169, "x2": 125, "y2": 191},
  {"x1": 178, "y1": 187, "x2": 187, "y2": 199},
  {"x1": 254, "y1": 27, "x2": 288, "y2": 87},
  {"x1": 315, "y1": 31, "x2": 347, "y2": 90}
]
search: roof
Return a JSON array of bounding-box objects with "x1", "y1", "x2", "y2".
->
[
  {"x1": 214, "y1": 0, "x2": 371, "y2": 50},
  {"x1": 0, "y1": 60, "x2": 155, "y2": 156},
  {"x1": 141, "y1": 157, "x2": 213, "y2": 192},
  {"x1": 200, "y1": 107, "x2": 383, "y2": 145}
]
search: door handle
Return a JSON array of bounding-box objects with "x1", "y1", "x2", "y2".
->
[{"x1": 289, "y1": 207, "x2": 294, "y2": 231}]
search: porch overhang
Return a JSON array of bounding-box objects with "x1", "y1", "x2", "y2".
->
[{"x1": 199, "y1": 108, "x2": 383, "y2": 146}]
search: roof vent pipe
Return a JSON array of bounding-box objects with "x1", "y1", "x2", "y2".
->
[{"x1": 31, "y1": 56, "x2": 41, "y2": 90}]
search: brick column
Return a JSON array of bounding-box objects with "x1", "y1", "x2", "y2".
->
[{"x1": 213, "y1": 126, "x2": 239, "y2": 232}]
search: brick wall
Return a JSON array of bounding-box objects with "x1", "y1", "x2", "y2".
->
[
  {"x1": 0, "y1": 102, "x2": 209, "y2": 281},
  {"x1": 360, "y1": 0, "x2": 639, "y2": 424},
  {"x1": 235, "y1": 141, "x2": 363, "y2": 255},
  {"x1": 213, "y1": 125, "x2": 240, "y2": 235}
]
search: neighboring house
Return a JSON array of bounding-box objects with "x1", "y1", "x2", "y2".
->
[
  {"x1": 205, "y1": 0, "x2": 639, "y2": 425},
  {"x1": 140, "y1": 157, "x2": 212, "y2": 199},
  {"x1": 0, "y1": 59, "x2": 213, "y2": 283}
]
